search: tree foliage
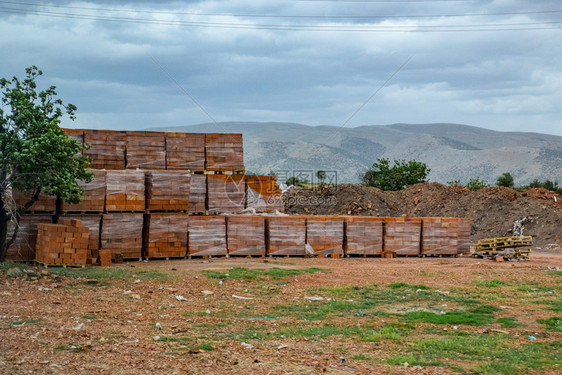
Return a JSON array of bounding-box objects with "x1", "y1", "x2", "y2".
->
[
  {"x1": 497, "y1": 172, "x2": 514, "y2": 188},
  {"x1": 361, "y1": 158, "x2": 430, "y2": 191},
  {"x1": 0, "y1": 66, "x2": 92, "y2": 261},
  {"x1": 466, "y1": 177, "x2": 489, "y2": 191}
]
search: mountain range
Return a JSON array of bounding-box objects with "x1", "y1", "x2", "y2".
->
[{"x1": 149, "y1": 122, "x2": 562, "y2": 185}]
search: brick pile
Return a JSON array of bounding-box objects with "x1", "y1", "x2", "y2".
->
[
  {"x1": 83, "y1": 129, "x2": 126, "y2": 170},
  {"x1": 189, "y1": 174, "x2": 207, "y2": 213},
  {"x1": 63, "y1": 128, "x2": 84, "y2": 146},
  {"x1": 126, "y1": 131, "x2": 166, "y2": 169},
  {"x1": 207, "y1": 175, "x2": 245, "y2": 214},
  {"x1": 458, "y1": 218, "x2": 472, "y2": 255},
  {"x1": 266, "y1": 216, "x2": 307, "y2": 256},
  {"x1": 6, "y1": 215, "x2": 53, "y2": 261},
  {"x1": 35, "y1": 218, "x2": 89, "y2": 266},
  {"x1": 165, "y1": 133, "x2": 206, "y2": 170},
  {"x1": 101, "y1": 213, "x2": 144, "y2": 260},
  {"x1": 422, "y1": 217, "x2": 462, "y2": 256},
  {"x1": 245, "y1": 175, "x2": 284, "y2": 213},
  {"x1": 61, "y1": 170, "x2": 106, "y2": 212},
  {"x1": 62, "y1": 215, "x2": 101, "y2": 254},
  {"x1": 306, "y1": 216, "x2": 344, "y2": 256},
  {"x1": 227, "y1": 215, "x2": 266, "y2": 256},
  {"x1": 105, "y1": 170, "x2": 145, "y2": 211},
  {"x1": 344, "y1": 216, "x2": 384, "y2": 256},
  {"x1": 145, "y1": 171, "x2": 191, "y2": 211},
  {"x1": 144, "y1": 213, "x2": 189, "y2": 258},
  {"x1": 188, "y1": 216, "x2": 227, "y2": 257},
  {"x1": 205, "y1": 133, "x2": 244, "y2": 171},
  {"x1": 12, "y1": 190, "x2": 57, "y2": 212},
  {"x1": 384, "y1": 217, "x2": 422, "y2": 256}
]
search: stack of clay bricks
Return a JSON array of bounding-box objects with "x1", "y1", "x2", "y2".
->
[
  {"x1": 82, "y1": 129, "x2": 126, "y2": 169},
  {"x1": 266, "y1": 216, "x2": 307, "y2": 256},
  {"x1": 63, "y1": 214, "x2": 102, "y2": 264},
  {"x1": 227, "y1": 215, "x2": 266, "y2": 256},
  {"x1": 344, "y1": 217, "x2": 384, "y2": 256},
  {"x1": 245, "y1": 175, "x2": 284, "y2": 213},
  {"x1": 187, "y1": 216, "x2": 227, "y2": 257},
  {"x1": 145, "y1": 171, "x2": 191, "y2": 211},
  {"x1": 457, "y1": 218, "x2": 472, "y2": 254},
  {"x1": 144, "y1": 213, "x2": 189, "y2": 258},
  {"x1": 421, "y1": 217, "x2": 463, "y2": 256},
  {"x1": 189, "y1": 174, "x2": 207, "y2": 213},
  {"x1": 12, "y1": 190, "x2": 57, "y2": 212},
  {"x1": 35, "y1": 218, "x2": 89, "y2": 266},
  {"x1": 165, "y1": 133, "x2": 206, "y2": 170},
  {"x1": 207, "y1": 175, "x2": 245, "y2": 214},
  {"x1": 6, "y1": 215, "x2": 53, "y2": 261},
  {"x1": 205, "y1": 133, "x2": 244, "y2": 171},
  {"x1": 101, "y1": 213, "x2": 144, "y2": 260},
  {"x1": 105, "y1": 170, "x2": 145, "y2": 211},
  {"x1": 383, "y1": 217, "x2": 423, "y2": 256},
  {"x1": 126, "y1": 131, "x2": 166, "y2": 169},
  {"x1": 61, "y1": 170, "x2": 107, "y2": 212},
  {"x1": 305, "y1": 216, "x2": 344, "y2": 257}
]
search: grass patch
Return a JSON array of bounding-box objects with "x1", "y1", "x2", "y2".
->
[
  {"x1": 496, "y1": 317, "x2": 520, "y2": 328},
  {"x1": 276, "y1": 324, "x2": 363, "y2": 339},
  {"x1": 54, "y1": 344, "x2": 84, "y2": 353},
  {"x1": 47, "y1": 267, "x2": 171, "y2": 283},
  {"x1": 360, "y1": 324, "x2": 414, "y2": 342},
  {"x1": 8, "y1": 318, "x2": 43, "y2": 326},
  {"x1": 548, "y1": 270, "x2": 562, "y2": 277},
  {"x1": 401, "y1": 305, "x2": 499, "y2": 326},
  {"x1": 351, "y1": 354, "x2": 371, "y2": 361},
  {"x1": 535, "y1": 298, "x2": 562, "y2": 312},
  {"x1": 537, "y1": 317, "x2": 562, "y2": 332},
  {"x1": 388, "y1": 282, "x2": 430, "y2": 290},
  {"x1": 198, "y1": 343, "x2": 213, "y2": 351},
  {"x1": 385, "y1": 353, "x2": 443, "y2": 367},
  {"x1": 473, "y1": 279, "x2": 507, "y2": 287},
  {"x1": 202, "y1": 267, "x2": 327, "y2": 281}
]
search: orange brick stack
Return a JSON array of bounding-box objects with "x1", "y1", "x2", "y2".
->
[
  {"x1": 101, "y1": 213, "x2": 144, "y2": 260},
  {"x1": 457, "y1": 218, "x2": 472, "y2": 254},
  {"x1": 126, "y1": 131, "x2": 166, "y2": 169},
  {"x1": 207, "y1": 175, "x2": 245, "y2": 214},
  {"x1": 188, "y1": 216, "x2": 227, "y2": 257},
  {"x1": 6, "y1": 215, "x2": 53, "y2": 261},
  {"x1": 62, "y1": 215, "x2": 101, "y2": 253},
  {"x1": 306, "y1": 215, "x2": 344, "y2": 256},
  {"x1": 12, "y1": 190, "x2": 57, "y2": 212},
  {"x1": 344, "y1": 216, "x2": 384, "y2": 256},
  {"x1": 266, "y1": 216, "x2": 306, "y2": 256},
  {"x1": 35, "y1": 219, "x2": 89, "y2": 266},
  {"x1": 189, "y1": 174, "x2": 207, "y2": 212},
  {"x1": 165, "y1": 132, "x2": 206, "y2": 170},
  {"x1": 144, "y1": 213, "x2": 189, "y2": 258},
  {"x1": 145, "y1": 170, "x2": 190, "y2": 211},
  {"x1": 245, "y1": 175, "x2": 284, "y2": 213},
  {"x1": 63, "y1": 128, "x2": 84, "y2": 147},
  {"x1": 226, "y1": 215, "x2": 266, "y2": 256},
  {"x1": 421, "y1": 217, "x2": 461, "y2": 256},
  {"x1": 105, "y1": 170, "x2": 145, "y2": 211},
  {"x1": 82, "y1": 129, "x2": 126, "y2": 169},
  {"x1": 205, "y1": 133, "x2": 244, "y2": 171},
  {"x1": 384, "y1": 217, "x2": 422, "y2": 256},
  {"x1": 61, "y1": 170, "x2": 106, "y2": 212}
]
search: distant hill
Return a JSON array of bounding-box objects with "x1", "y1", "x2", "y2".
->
[{"x1": 148, "y1": 122, "x2": 562, "y2": 184}]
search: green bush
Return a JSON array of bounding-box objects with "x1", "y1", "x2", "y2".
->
[{"x1": 361, "y1": 158, "x2": 430, "y2": 191}]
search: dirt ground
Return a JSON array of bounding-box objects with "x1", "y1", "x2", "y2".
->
[
  {"x1": 2, "y1": 254, "x2": 562, "y2": 374},
  {"x1": 283, "y1": 183, "x2": 562, "y2": 251}
]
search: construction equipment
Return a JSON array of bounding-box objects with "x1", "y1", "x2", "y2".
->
[{"x1": 473, "y1": 236, "x2": 532, "y2": 261}]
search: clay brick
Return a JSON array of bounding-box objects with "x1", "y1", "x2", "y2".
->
[{"x1": 227, "y1": 215, "x2": 266, "y2": 256}]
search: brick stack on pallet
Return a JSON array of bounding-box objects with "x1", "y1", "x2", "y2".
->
[
  {"x1": 35, "y1": 218, "x2": 89, "y2": 266},
  {"x1": 145, "y1": 171, "x2": 191, "y2": 211},
  {"x1": 12, "y1": 190, "x2": 57, "y2": 212},
  {"x1": 63, "y1": 214, "x2": 102, "y2": 264},
  {"x1": 189, "y1": 174, "x2": 207, "y2": 213},
  {"x1": 383, "y1": 217, "x2": 422, "y2": 257},
  {"x1": 165, "y1": 133, "x2": 206, "y2": 170},
  {"x1": 207, "y1": 175, "x2": 245, "y2": 214},
  {"x1": 205, "y1": 133, "x2": 244, "y2": 171},
  {"x1": 144, "y1": 213, "x2": 189, "y2": 259},
  {"x1": 305, "y1": 216, "x2": 344, "y2": 256},
  {"x1": 344, "y1": 216, "x2": 384, "y2": 256},
  {"x1": 187, "y1": 216, "x2": 227, "y2": 257},
  {"x1": 126, "y1": 131, "x2": 166, "y2": 169},
  {"x1": 266, "y1": 216, "x2": 307, "y2": 256},
  {"x1": 82, "y1": 129, "x2": 126, "y2": 169},
  {"x1": 101, "y1": 213, "x2": 144, "y2": 260},
  {"x1": 245, "y1": 175, "x2": 284, "y2": 213},
  {"x1": 105, "y1": 170, "x2": 145, "y2": 211},
  {"x1": 227, "y1": 215, "x2": 266, "y2": 256},
  {"x1": 7, "y1": 215, "x2": 53, "y2": 261},
  {"x1": 422, "y1": 217, "x2": 462, "y2": 256},
  {"x1": 457, "y1": 218, "x2": 472, "y2": 255},
  {"x1": 61, "y1": 170, "x2": 107, "y2": 213}
]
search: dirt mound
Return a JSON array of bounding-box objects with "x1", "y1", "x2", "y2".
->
[{"x1": 283, "y1": 183, "x2": 562, "y2": 252}]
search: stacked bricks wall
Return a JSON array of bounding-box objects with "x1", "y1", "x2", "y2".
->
[
  {"x1": 188, "y1": 215, "x2": 227, "y2": 257},
  {"x1": 126, "y1": 131, "x2": 166, "y2": 169},
  {"x1": 205, "y1": 133, "x2": 244, "y2": 171},
  {"x1": 207, "y1": 175, "x2": 245, "y2": 214},
  {"x1": 245, "y1": 175, "x2": 284, "y2": 213},
  {"x1": 189, "y1": 174, "x2": 207, "y2": 212},
  {"x1": 82, "y1": 129, "x2": 126, "y2": 170},
  {"x1": 384, "y1": 217, "x2": 422, "y2": 256},
  {"x1": 101, "y1": 213, "x2": 144, "y2": 259},
  {"x1": 12, "y1": 189, "x2": 57, "y2": 212},
  {"x1": 61, "y1": 170, "x2": 106, "y2": 212},
  {"x1": 421, "y1": 217, "x2": 460, "y2": 255},
  {"x1": 226, "y1": 215, "x2": 266, "y2": 256},
  {"x1": 63, "y1": 128, "x2": 84, "y2": 147},
  {"x1": 62, "y1": 215, "x2": 102, "y2": 253},
  {"x1": 105, "y1": 170, "x2": 145, "y2": 211},
  {"x1": 344, "y1": 216, "x2": 384, "y2": 256},
  {"x1": 145, "y1": 170, "x2": 190, "y2": 211},
  {"x1": 457, "y1": 218, "x2": 472, "y2": 254},
  {"x1": 165, "y1": 132, "x2": 205, "y2": 170},
  {"x1": 306, "y1": 215, "x2": 344, "y2": 256},
  {"x1": 144, "y1": 213, "x2": 189, "y2": 258},
  {"x1": 266, "y1": 216, "x2": 306, "y2": 256},
  {"x1": 35, "y1": 219, "x2": 89, "y2": 265},
  {"x1": 6, "y1": 215, "x2": 53, "y2": 261}
]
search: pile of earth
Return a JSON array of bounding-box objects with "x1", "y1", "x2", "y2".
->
[{"x1": 283, "y1": 182, "x2": 562, "y2": 252}]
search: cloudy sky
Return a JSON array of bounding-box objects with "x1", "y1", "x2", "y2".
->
[{"x1": 1, "y1": 0, "x2": 561, "y2": 136}]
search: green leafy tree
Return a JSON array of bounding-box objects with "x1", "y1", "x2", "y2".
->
[
  {"x1": 466, "y1": 177, "x2": 489, "y2": 191},
  {"x1": 497, "y1": 172, "x2": 514, "y2": 188},
  {"x1": 361, "y1": 158, "x2": 430, "y2": 191},
  {"x1": 0, "y1": 66, "x2": 92, "y2": 262}
]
